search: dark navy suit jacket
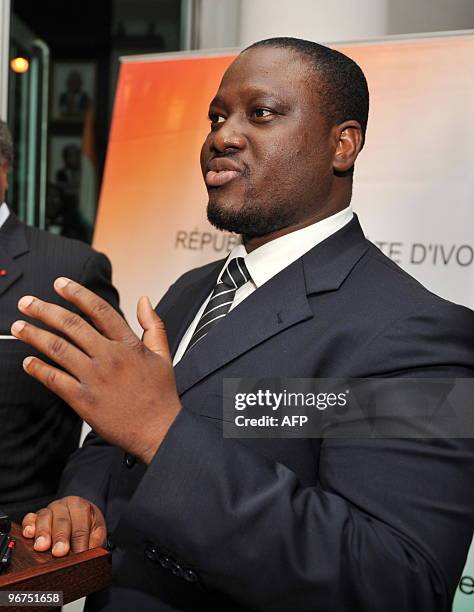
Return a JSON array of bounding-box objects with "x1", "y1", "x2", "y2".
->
[{"x1": 60, "y1": 215, "x2": 474, "y2": 611}]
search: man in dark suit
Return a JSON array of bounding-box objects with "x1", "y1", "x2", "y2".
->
[
  {"x1": 0, "y1": 119, "x2": 120, "y2": 522},
  {"x1": 13, "y1": 39, "x2": 474, "y2": 611}
]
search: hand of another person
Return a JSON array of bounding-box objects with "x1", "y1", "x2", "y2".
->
[
  {"x1": 22, "y1": 496, "x2": 106, "y2": 557},
  {"x1": 11, "y1": 278, "x2": 182, "y2": 464}
]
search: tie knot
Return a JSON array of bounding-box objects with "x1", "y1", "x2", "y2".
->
[{"x1": 220, "y1": 257, "x2": 250, "y2": 289}]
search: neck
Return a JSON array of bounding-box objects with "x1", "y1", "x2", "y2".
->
[{"x1": 244, "y1": 190, "x2": 352, "y2": 253}]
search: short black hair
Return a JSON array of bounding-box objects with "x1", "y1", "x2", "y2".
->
[
  {"x1": 243, "y1": 37, "x2": 369, "y2": 147},
  {"x1": 0, "y1": 120, "x2": 14, "y2": 166}
]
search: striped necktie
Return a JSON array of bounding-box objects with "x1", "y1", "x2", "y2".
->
[{"x1": 184, "y1": 257, "x2": 250, "y2": 355}]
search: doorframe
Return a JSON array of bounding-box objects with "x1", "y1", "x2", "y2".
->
[{"x1": 0, "y1": 0, "x2": 11, "y2": 120}]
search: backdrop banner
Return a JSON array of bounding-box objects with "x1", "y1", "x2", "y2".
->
[{"x1": 93, "y1": 33, "x2": 474, "y2": 609}]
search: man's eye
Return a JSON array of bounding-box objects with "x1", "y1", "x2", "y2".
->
[
  {"x1": 251, "y1": 108, "x2": 272, "y2": 119},
  {"x1": 209, "y1": 113, "x2": 225, "y2": 125}
]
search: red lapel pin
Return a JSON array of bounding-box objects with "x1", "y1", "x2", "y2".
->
[{"x1": 0, "y1": 269, "x2": 8, "y2": 276}]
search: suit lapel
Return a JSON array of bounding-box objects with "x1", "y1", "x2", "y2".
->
[
  {"x1": 302, "y1": 214, "x2": 369, "y2": 295},
  {"x1": 0, "y1": 212, "x2": 29, "y2": 297},
  {"x1": 172, "y1": 215, "x2": 369, "y2": 397}
]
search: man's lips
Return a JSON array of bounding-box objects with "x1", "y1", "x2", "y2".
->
[
  {"x1": 205, "y1": 170, "x2": 240, "y2": 187},
  {"x1": 205, "y1": 158, "x2": 244, "y2": 188}
]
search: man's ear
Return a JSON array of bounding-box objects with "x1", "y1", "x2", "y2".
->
[{"x1": 332, "y1": 120, "x2": 364, "y2": 175}]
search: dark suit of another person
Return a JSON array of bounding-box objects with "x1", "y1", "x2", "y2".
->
[
  {"x1": 0, "y1": 209, "x2": 120, "y2": 522},
  {"x1": 58, "y1": 215, "x2": 474, "y2": 612}
]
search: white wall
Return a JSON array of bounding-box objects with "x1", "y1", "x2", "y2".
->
[
  {"x1": 197, "y1": 0, "x2": 241, "y2": 49},
  {"x1": 238, "y1": 0, "x2": 389, "y2": 46},
  {"x1": 386, "y1": 0, "x2": 474, "y2": 35},
  {"x1": 196, "y1": 0, "x2": 474, "y2": 50}
]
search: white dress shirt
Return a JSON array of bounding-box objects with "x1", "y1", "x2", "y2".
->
[
  {"x1": 0, "y1": 202, "x2": 9, "y2": 229},
  {"x1": 173, "y1": 205, "x2": 353, "y2": 364}
]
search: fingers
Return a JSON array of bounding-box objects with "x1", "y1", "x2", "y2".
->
[
  {"x1": 21, "y1": 356, "x2": 82, "y2": 409},
  {"x1": 50, "y1": 502, "x2": 72, "y2": 557},
  {"x1": 22, "y1": 512, "x2": 37, "y2": 538},
  {"x1": 23, "y1": 506, "x2": 73, "y2": 556},
  {"x1": 53, "y1": 277, "x2": 133, "y2": 343},
  {"x1": 11, "y1": 318, "x2": 89, "y2": 380},
  {"x1": 15, "y1": 295, "x2": 103, "y2": 357},
  {"x1": 21, "y1": 498, "x2": 106, "y2": 557},
  {"x1": 33, "y1": 507, "x2": 53, "y2": 552},
  {"x1": 68, "y1": 498, "x2": 106, "y2": 550},
  {"x1": 52, "y1": 498, "x2": 106, "y2": 553},
  {"x1": 137, "y1": 297, "x2": 171, "y2": 361},
  {"x1": 65, "y1": 497, "x2": 95, "y2": 553}
]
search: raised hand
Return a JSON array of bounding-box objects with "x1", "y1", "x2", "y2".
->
[{"x1": 11, "y1": 278, "x2": 181, "y2": 464}]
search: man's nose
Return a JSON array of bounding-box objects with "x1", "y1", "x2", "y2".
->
[{"x1": 211, "y1": 116, "x2": 246, "y2": 153}]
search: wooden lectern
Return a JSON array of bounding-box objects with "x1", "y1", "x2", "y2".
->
[{"x1": 0, "y1": 524, "x2": 111, "y2": 611}]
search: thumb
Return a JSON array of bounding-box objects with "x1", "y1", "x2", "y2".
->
[
  {"x1": 89, "y1": 503, "x2": 107, "y2": 549},
  {"x1": 137, "y1": 296, "x2": 171, "y2": 358}
]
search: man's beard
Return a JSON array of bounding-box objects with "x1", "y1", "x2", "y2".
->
[{"x1": 207, "y1": 192, "x2": 298, "y2": 240}]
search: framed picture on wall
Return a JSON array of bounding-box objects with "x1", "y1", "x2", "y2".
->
[
  {"x1": 51, "y1": 61, "x2": 96, "y2": 121},
  {"x1": 47, "y1": 135, "x2": 92, "y2": 242},
  {"x1": 48, "y1": 135, "x2": 82, "y2": 184}
]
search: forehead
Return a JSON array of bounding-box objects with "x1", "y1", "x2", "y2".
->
[{"x1": 214, "y1": 46, "x2": 319, "y2": 104}]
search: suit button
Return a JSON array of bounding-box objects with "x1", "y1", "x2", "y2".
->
[
  {"x1": 144, "y1": 544, "x2": 158, "y2": 561},
  {"x1": 106, "y1": 535, "x2": 116, "y2": 551},
  {"x1": 170, "y1": 561, "x2": 183, "y2": 577},
  {"x1": 124, "y1": 454, "x2": 136, "y2": 468},
  {"x1": 183, "y1": 568, "x2": 198, "y2": 583},
  {"x1": 158, "y1": 554, "x2": 171, "y2": 569}
]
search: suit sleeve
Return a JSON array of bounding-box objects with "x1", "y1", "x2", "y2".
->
[
  {"x1": 58, "y1": 249, "x2": 121, "y2": 512},
  {"x1": 123, "y1": 301, "x2": 474, "y2": 612},
  {"x1": 80, "y1": 250, "x2": 121, "y2": 315}
]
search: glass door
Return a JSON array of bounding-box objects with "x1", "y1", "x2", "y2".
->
[
  {"x1": 8, "y1": 12, "x2": 49, "y2": 228},
  {"x1": 6, "y1": 0, "x2": 184, "y2": 243}
]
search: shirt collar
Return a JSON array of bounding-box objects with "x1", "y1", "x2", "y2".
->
[
  {"x1": 0, "y1": 202, "x2": 10, "y2": 229},
  {"x1": 223, "y1": 205, "x2": 353, "y2": 288}
]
